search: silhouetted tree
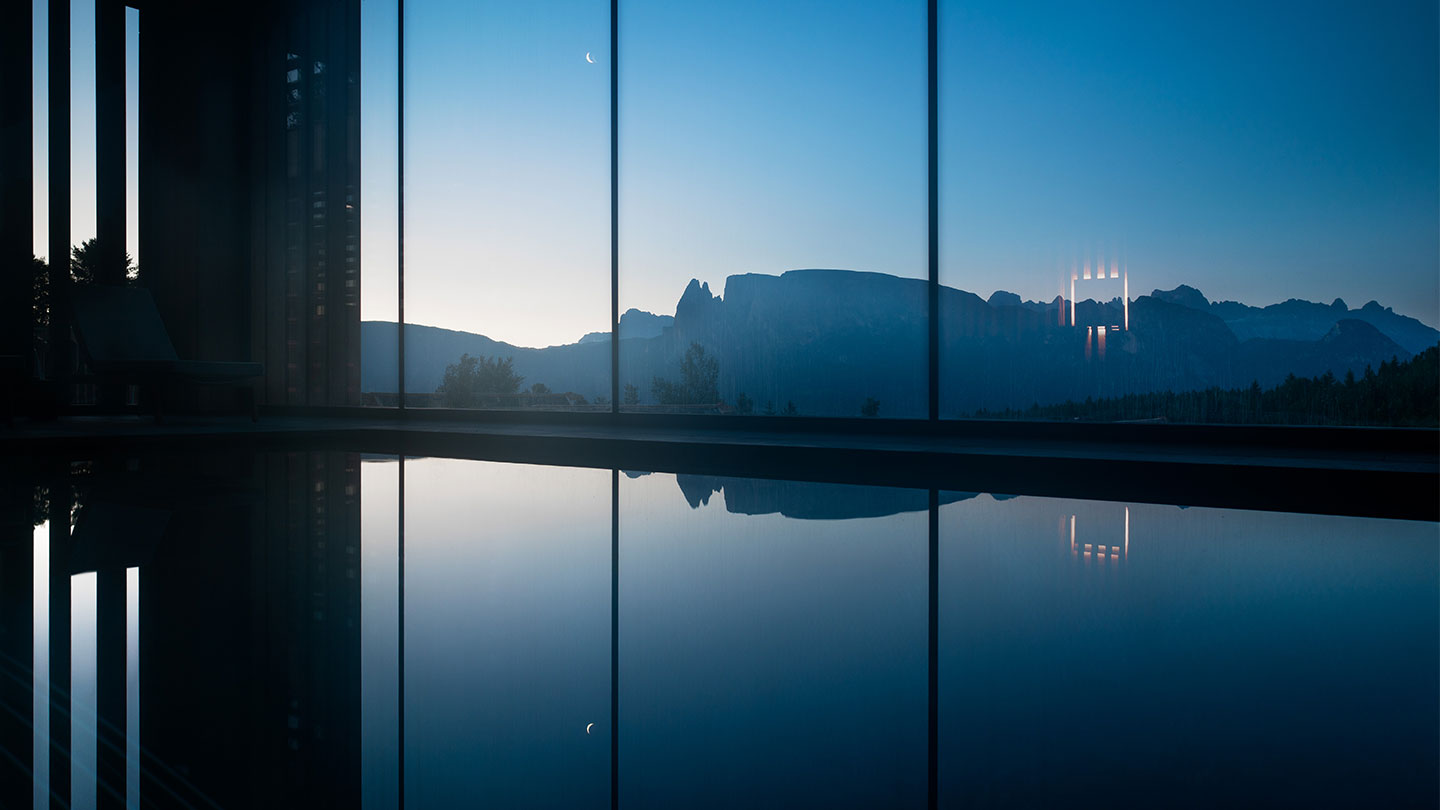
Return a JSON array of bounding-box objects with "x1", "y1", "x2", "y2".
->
[
  {"x1": 70, "y1": 238, "x2": 138, "y2": 285},
  {"x1": 734, "y1": 391, "x2": 754, "y2": 415},
  {"x1": 652, "y1": 342, "x2": 720, "y2": 405},
  {"x1": 32, "y1": 241, "x2": 139, "y2": 328},
  {"x1": 32, "y1": 255, "x2": 49, "y2": 327},
  {"x1": 763, "y1": 400, "x2": 776, "y2": 416},
  {"x1": 623, "y1": 382, "x2": 640, "y2": 406},
  {"x1": 530, "y1": 382, "x2": 551, "y2": 395},
  {"x1": 650, "y1": 377, "x2": 679, "y2": 404},
  {"x1": 861, "y1": 397, "x2": 880, "y2": 417},
  {"x1": 781, "y1": 401, "x2": 798, "y2": 416},
  {"x1": 436, "y1": 353, "x2": 523, "y2": 407}
]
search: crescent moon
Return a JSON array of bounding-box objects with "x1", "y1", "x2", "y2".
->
[
  {"x1": 585, "y1": 52, "x2": 594, "y2": 64},
  {"x1": 586, "y1": 723, "x2": 595, "y2": 734}
]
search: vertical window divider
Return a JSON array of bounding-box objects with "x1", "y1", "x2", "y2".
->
[
  {"x1": 397, "y1": 0, "x2": 406, "y2": 413},
  {"x1": 610, "y1": 0, "x2": 620, "y2": 415},
  {"x1": 927, "y1": 0, "x2": 939, "y2": 423}
]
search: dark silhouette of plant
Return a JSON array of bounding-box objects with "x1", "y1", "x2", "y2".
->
[
  {"x1": 70, "y1": 238, "x2": 138, "y2": 285},
  {"x1": 436, "y1": 353, "x2": 523, "y2": 407},
  {"x1": 31, "y1": 241, "x2": 138, "y2": 328},
  {"x1": 763, "y1": 400, "x2": 775, "y2": 416},
  {"x1": 734, "y1": 391, "x2": 754, "y2": 415},
  {"x1": 861, "y1": 397, "x2": 880, "y2": 417},
  {"x1": 529, "y1": 382, "x2": 551, "y2": 395},
  {"x1": 623, "y1": 382, "x2": 640, "y2": 406},
  {"x1": 652, "y1": 342, "x2": 719, "y2": 405},
  {"x1": 650, "y1": 378, "x2": 678, "y2": 404},
  {"x1": 32, "y1": 255, "x2": 49, "y2": 327},
  {"x1": 781, "y1": 400, "x2": 798, "y2": 416}
]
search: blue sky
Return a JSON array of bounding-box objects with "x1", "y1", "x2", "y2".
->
[
  {"x1": 37, "y1": 0, "x2": 1439, "y2": 347},
  {"x1": 940, "y1": 0, "x2": 1439, "y2": 315},
  {"x1": 385, "y1": 0, "x2": 1437, "y2": 345}
]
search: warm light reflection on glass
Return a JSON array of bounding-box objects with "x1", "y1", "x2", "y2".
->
[{"x1": 1069, "y1": 509, "x2": 1130, "y2": 566}]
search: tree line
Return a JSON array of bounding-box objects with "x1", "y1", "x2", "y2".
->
[
  {"x1": 969, "y1": 346, "x2": 1439, "y2": 427},
  {"x1": 437, "y1": 340, "x2": 888, "y2": 415}
]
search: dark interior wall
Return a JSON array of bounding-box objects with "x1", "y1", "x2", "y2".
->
[
  {"x1": 139, "y1": 1, "x2": 258, "y2": 411},
  {"x1": 0, "y1": 0, "x2": 33, "y2": 370},
  {"x1": 140, "y1": 0, "x2": 360, "y2": 411},
  {"x1": 251, "y1": 0, "x2": 362, "y2": 408}
]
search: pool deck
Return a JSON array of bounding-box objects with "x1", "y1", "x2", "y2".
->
[{"x1": 3, "y1": 415, "x2": 1436, "y2": 520}]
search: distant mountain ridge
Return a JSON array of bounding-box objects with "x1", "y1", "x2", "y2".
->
[
  {"x1": 578, "y1": 308, "x2": 674, "y2": 344},
  {"x1": 675, "y1": 475, "x2": 978, "y2": 519},
  {"x1": 362, "y1": 270, "x2": 1436, "y2": 416},
  {"x1": 1147, "y1": 283, "x2": 1439, "y2": 353}
]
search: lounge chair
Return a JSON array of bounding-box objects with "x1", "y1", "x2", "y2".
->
[{"x1": 69, "y1": 285, "x2": 263, "y2": 421}]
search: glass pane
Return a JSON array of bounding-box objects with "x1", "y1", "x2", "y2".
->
[
  {"x1": 404, "y1": 459, "x2": 611, "y2": 805},
  {"x1": 938, "y1": 493, "x2": 1439, "y2": 805},
  {"x1": 619, "y1": 1, "x2": 928, "y2": 418},
  {"x1": 360, "y1": 0, "x2": 399, "y2": 405},
  {"x1": 71, "y1": 0, "x2": 95, "y2": 252},
  {"x1": 402, "y1": 0, "x2": 611, "y2": 410},
  {"x1": 939, "y1": 1, "x2": 1440, "y2": 425},
  {"x1": 33, "y1": 0, "x2": 47, "y2": 262},
  {"x1": 125, "y1": 8, "x2": 138, "y2": 271},
  {"x1": 620, "y1": 472, "x2": 927, "y2": 805}
]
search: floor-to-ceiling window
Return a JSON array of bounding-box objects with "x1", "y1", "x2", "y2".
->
[
  {"x1": 937, "y1": 0, "x2": 1439, "y2": 424},
  {"x1": 618, "y1": 0, "x2": 928, "y2": 418},
  {"x1": 354, "y1": 0, "x2": 1437, "y2": 426},
  {"x1": 399, "y1": 0, "x2": 611, "y2": 410},
  {"x1": 32, "y1": 0, "x2": 47, "y2": 265},
  {"x1": 124, "y1": 7, "x2": 137, "y2": 273},
  {"x1": 360, "y1": 0, "x2": 400, "y2": 405}
]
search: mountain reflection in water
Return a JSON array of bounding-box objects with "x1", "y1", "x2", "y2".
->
[{"x1": 0, "y1": 452, "x2": 1432, "y2": 808}]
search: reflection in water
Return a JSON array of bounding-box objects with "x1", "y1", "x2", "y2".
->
[
  {"x1": 1067, "y1": 505, "x2": 1129, "y2": 564},
  {"x1": 31, "y1": 521, "x2": 49, "y2": 810},
  {"x1": 666, "y1": 472, "x2": 971, "y2": 520},
  {"x1": 360, "y1": 459, "x2": 401, "y2": 810},
  {"x1": 941, "y1": 494, "x2": 1438, "y2": 808},
  {"x1": 0, "y1": 454, "x2": 1434, "y2": 808},
  {"x1": 125, "y1": 566, "x2": 139, "y2": 810},
  {"x1": 402, "y1": 459, "x2": 610, "y2": 808},
  {"x1": 71, "y1": 571, "x2": 96, "y2": 810},
  {"x1": 622, "y1": 473, "x2": 928, "y2": 808}
]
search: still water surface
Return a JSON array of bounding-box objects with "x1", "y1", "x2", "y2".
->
[{"x1": 6, "y1": 452, "x2": 1435, "y2": 808}]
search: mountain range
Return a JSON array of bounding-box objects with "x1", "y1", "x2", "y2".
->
[{"x1": 361, "y1": 269, "x2": 1437, "y2": 416}]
